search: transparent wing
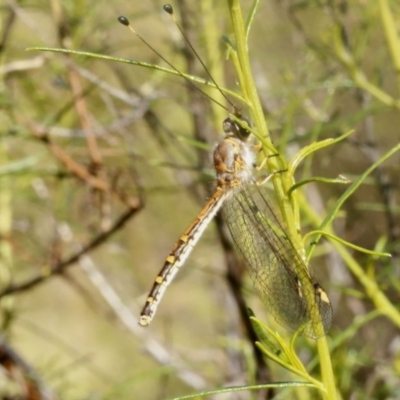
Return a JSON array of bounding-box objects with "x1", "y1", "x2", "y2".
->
[{"x1": 223, "y1": 183, "x2": 332, "y2": 338}]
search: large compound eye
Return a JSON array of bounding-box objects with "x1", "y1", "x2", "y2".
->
[
  {"x1": 223, "y1": 116, "x2": 251, "y2": 139},
  {"x1": 223, "y1": 117, "x2": 235, "y2": 134}
]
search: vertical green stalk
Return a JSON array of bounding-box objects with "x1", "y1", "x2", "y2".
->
[
  {"x1": 378, "y1": 0, "x2": 400, "y2": 95},
  {"x1": 0, "y1": 46, "x2": 13, "y2": 321},
  {"x1": 227, "y1": 1, "x2": 337, "y2": 398},
  {"x1": 227, "y1": 0, "x2": 270, "y2": 142},
  {"x1": 0, "y1": 138, "x2": 13, "y2": 328},
  {"x1": 227, "y1": 0, "x2": 301, "y2": 251},
  {"x1": 317, "y1": 338, "x2": 336, "y2": 400},
  {"x1": 200, "y1": 0, "x2": 227, "y2": 130}
]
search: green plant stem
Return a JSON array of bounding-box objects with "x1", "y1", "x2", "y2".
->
[
  {"x1": 317, "y1": 337, "x2": 337, "y2": 400},
  {"x1": 200, "y1": 0, "x2": 227, "y2": 128},
  {"x1": 228, "y1": 1, "x2": 337, "y2": 398},
  {"x1": 28, "y1": 47, "x2": 247, "y2": 105},
  {"x1": 378, "y1": 0, "x2": 400, "y2": 94},
  {"x1": 228, "y1": 0, "x2": 300, "y2": 247},
  {"x1": 302, "y1": 198, "x2": 400, "y2": 331},
  {"x1": 0, "y1": 137, "x2": 13, "y2": 326},
  {"x1": 335, "y1": 242, "x2": 400, "y2": 328},
  {"x1": 227, "y1": 0, "x2": 270, "y2": 143},
  {"x1": 304, "y1": 230, "x2": 390, "y2": 257},
  {"x1": 302, "y1": 140, "x2": 400, "y2": 331},
  {"x1": 307, "y1": 141, "x2": 400, "y2": 260},
  {"x1": 333, "y1": 28, "x2": 400, "y2": 108}
]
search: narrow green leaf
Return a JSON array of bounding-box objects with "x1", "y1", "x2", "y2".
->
[
  {"x1": 307, "y1": 141, "x2": 400, "y2": 259},
  {"x1": 26, "y1": 47, "x2": 246, "y2": 104},
  {"x1": 289, "y1": 130, "x2": 353, "y2": 174},
  {"x1": 245, "y1": 0, "x2": 260, "y2": 41},
  {"x1": 168, "y1": 380, "x2": 317, "y2": 400},
  {"x1": 289, "y1": 175, "x2": 351, "y2": 196},
  {"x1": 305, "y1": 230, "x2": 392, "y2": 258}
]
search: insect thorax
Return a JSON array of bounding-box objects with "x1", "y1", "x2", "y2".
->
[{"x1": 213, "y1": 135, "x2": 255, "y2": 186}]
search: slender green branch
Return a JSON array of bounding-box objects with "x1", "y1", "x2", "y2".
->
[
  {"x1": 245, "y1": 0, "x2": 259, "y2": 42},
  {"x1": 378, "y1": 0, "x2": 400, "y2": 94},
  {"x1": 288, "y1": 130, "x2": 353, "y2": 176},
  {"x1": 228, "y1": 0, "x2": 301, "y2": 253},
  {"x1": 307, "y1": 141, "x2": 400, "y2": 259},
  {"x1": 304, "y1": 230, "x2": 391, "y2": 258},
  {"x1": 200, "y1": 0, "x2": 228, "y2": 128},
  {"x1": 332, "y1": 30, "x2": 400, "y2": 108},
  {"x1": 0, "y1": 138, "x2": 14, "y2": 322},
  {"x1": 27, "y1": 47, "x2": 246, "y2": 105},
  {"x1": 169, "y1": 381, "x2": 318, "y2": 400},
  {"x1": 289, "y1": 175, "x2": 351, "y2": 196},
  {"x1": 227, "y1": 2, "x2": 337, "y2": 399},
  {"x1": 301, "y1": 197, "x2": 400, "y2": 331}
]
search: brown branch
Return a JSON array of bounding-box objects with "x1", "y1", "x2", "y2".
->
[
  {"x1": 68, "y1": 67, "x2": 103, "y2": 168},
  {"x1": 23, "y1": 119, "x2": 142, "y2": 210},
  {"x1": 0, "y1": 336, "x2": 57, "y2": 400},
  {"x1": 25, "y1": 119, "x2": 109, "y2": 191},
  {"x1": 52, "y1": 0, "x2": 103, "y2": 169},
  {"x1": 0, "y1": 204, "x2": 141, "y2": 298}
]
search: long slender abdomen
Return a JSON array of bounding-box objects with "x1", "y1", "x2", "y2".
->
[{"x1": 139, "y1": 186, "x2": 228, "y2": 326}]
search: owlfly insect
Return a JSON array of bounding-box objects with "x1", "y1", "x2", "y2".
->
[
  {"x1": 119, "y1": 5, "x2": 333, "y2": 338},
  {"x1": 139, "y1": 111, "x2": 332, "y2": 338}
]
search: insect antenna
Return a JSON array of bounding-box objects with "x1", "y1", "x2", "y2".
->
[
  {"x1": 117, "y1": 14, "x2": 230, "y2": 113},
  {"x1": 162, "y1": 4, "x2": 236, "y2": 111}
]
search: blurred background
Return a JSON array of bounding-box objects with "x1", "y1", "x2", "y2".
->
[{"x1": 0, "y1": 0, "x2": 399, "y2": 399}]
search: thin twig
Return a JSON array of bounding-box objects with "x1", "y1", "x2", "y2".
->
[
  {"x1": 0, "y1": 336, "x2": 58, "y2": 400},
  {"x1": 78, "y1": 255, "x2": 207, "y2": 390},
  {"x1": 0, "y1": 205, "x2": 141, "y2": 297}
]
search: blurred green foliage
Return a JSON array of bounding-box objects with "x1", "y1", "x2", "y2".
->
[{"x1": 0, "y1": 1, "x2": 399, "y2": 399}]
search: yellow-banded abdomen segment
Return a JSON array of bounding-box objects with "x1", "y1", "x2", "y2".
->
[{"x1": 139, "y1": 187, "x2": 228, "y2": 326}]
